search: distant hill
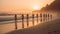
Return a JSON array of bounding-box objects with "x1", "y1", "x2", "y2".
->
[{"x1": 40, "y1": 0, "x2": 60, "y2": 12}]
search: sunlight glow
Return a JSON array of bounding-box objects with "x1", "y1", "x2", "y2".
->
[{"x1": 33, "y1": 5, "x2": 40, "y2": 10}]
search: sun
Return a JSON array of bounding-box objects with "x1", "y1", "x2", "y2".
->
[{"x1": 33, "y1": 5, "x2": 40, "y2": 10}]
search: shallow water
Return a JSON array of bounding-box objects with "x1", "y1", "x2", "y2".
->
[{"x1": 0, "y1": 12, "x2": 59, "y2": 34}]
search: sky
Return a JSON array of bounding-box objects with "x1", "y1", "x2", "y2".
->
[{"x1": 0, "y1": 0, "x2": 54, "y2": 14}]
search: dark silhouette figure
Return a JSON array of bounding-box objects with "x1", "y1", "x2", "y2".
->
[
  {"x1": 40, "y1": 14, "x2": 42, "y2": 22},
  {"x1": 26, "y1": 14, "x2": 29, "y2": 27},
  {"x1": 15, "y1": 14, "x2": 17, "y2": 30},
  {"x1": 36, "y1": 14, "x2": 38, "y2": 23},
  {"x1": 22, "y1": 14, "x2": 24, "y2": 28},
  {"x1": 32, "y1": 14, "x2": 34, "y2": 26}
]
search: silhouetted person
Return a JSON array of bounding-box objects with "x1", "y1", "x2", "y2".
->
[
  {"x1": 50, "y1": 14, "x2": 52, "y2": 20},
  {"x1": 26, "y1": 14, "x2": 29, "y2": 27},
  {"x1": 15, "y1": 14, "x2": 17, "y2": 30},
  {"x1": 22, "y1": 14, "x2": 24, "y2": 28},
  {"x1": 40, "y1": 14, "x2": 42, "y2": 22},
  {"x1": 32, "y1": 14, "x2": 34, "y2": 26},
  {"x1": 36, "y1": 14, "x2": 38, "y2": 23}
]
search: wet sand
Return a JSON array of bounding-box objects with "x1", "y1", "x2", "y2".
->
[
  {"x1": 0, "y1": 20, "x2": 41, "y2": 34},
  {"x1": 6, "y1": 19, "x2": 60, "y2": 34}
]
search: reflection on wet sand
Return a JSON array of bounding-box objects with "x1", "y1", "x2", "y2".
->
[{"x1": 0, "y1": 13, "x2": 56, "y2": 34}]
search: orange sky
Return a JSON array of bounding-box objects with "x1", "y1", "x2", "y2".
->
[{"x1": 0, "y1": 0, "x2": 54, "y2": 14}]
